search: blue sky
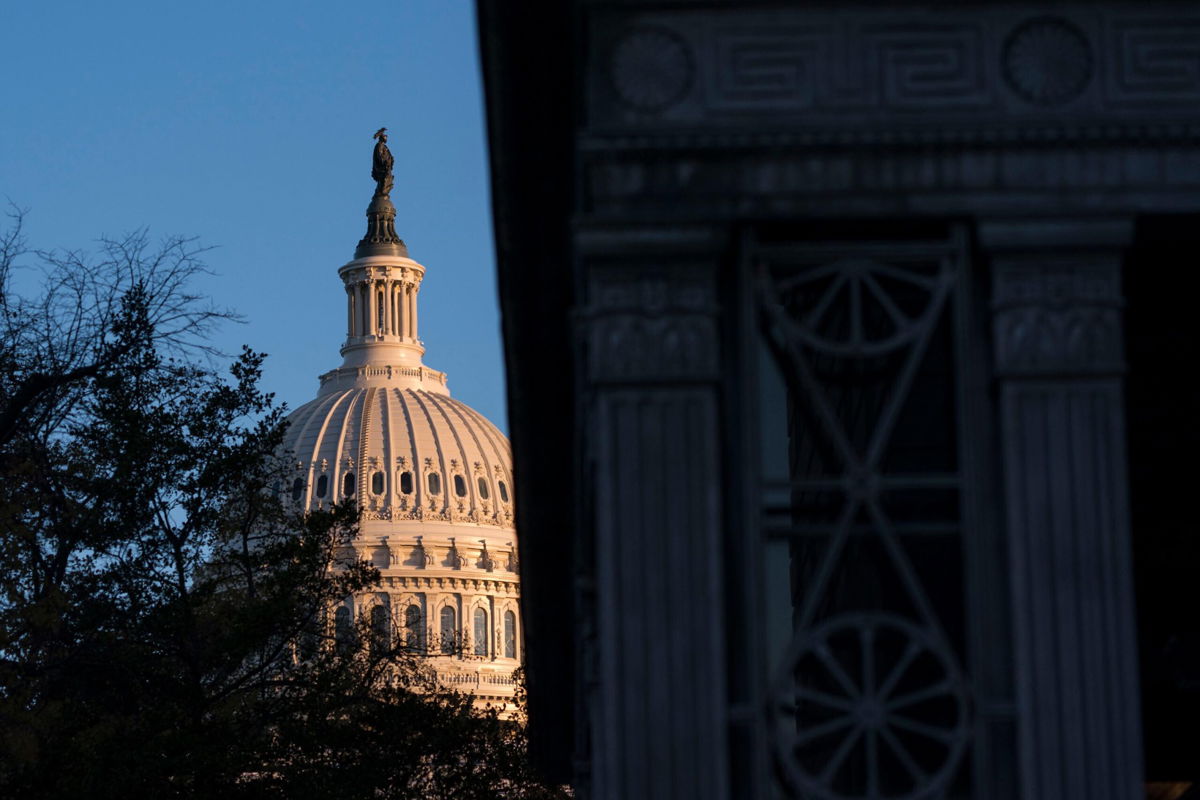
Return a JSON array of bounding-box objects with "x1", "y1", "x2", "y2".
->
[{"x1": 0, "y1": 1, "x2": 506, "y2": 428}]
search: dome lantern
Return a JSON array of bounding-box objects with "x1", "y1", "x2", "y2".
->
[{"x1": 321, "y1": 129, "x2": 445, "y2": 393}]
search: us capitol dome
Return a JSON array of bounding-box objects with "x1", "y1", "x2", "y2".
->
[{"x1": 281, "y1": 129, "x2": 520, "y2": 706}]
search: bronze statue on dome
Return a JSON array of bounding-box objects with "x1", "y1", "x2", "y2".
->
[{"x1": 372, "y1": 127, "x2": 394, "y2": 197}]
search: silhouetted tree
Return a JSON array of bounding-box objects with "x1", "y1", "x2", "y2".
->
[{"x1": 0, "y1": 209, "x2": 564, "y2": 799}]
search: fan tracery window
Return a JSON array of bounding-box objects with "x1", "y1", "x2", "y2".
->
[{"x1": 745, "y1": 230, "x2": 992, "y2": 799}]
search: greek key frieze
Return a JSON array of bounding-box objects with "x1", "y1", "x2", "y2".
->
[
  {"x1": 1106, "y1": 17, "x2": 1200, "y2": 105},
  {"x1": 589, "y1": 6, "x2": 1200, "y2": 138},
  {"x1": 707, "y1": 24, "x2": 989, "y2": 113}
]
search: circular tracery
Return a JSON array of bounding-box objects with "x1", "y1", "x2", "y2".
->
[{"x1": 769, "y1": 613, "x2": 969, "y2": 800}]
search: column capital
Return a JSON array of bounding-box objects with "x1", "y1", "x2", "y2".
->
[{"x1": 984, "y1": 219, "x2": 1129, "y2": 379}]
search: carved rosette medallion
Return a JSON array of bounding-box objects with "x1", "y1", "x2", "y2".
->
[
  {"x1": 1002, "y1": 16, "x2": 1093, "y2": 106},
  {"x1": 609, "y1": 26, "x2": 694, "y2": 113}
]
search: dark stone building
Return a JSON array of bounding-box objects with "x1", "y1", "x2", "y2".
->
[{"x1": 476, "y1": 2, "x2": 1200, "y2": 797}]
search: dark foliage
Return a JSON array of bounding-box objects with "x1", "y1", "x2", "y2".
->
[{"x1": 0, "y1": 209, "x2": 566, "y2": 799}]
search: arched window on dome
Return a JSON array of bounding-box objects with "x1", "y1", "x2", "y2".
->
[
  {"x1": 316, "y1": 474, "x2": 328, "y2": 499},
  {"x1": 498, "y1": 480, "x2": 509, "y2": 504},
  {"x1": 454, "y1": 475, "x2": 467, "y2": 497},
  {"x1": 405, "y1": 605, "x2": 423, "y2": 652},
  {"x1": 370, "y1": 604, "x2": 389, "y2": 655},
  {"x1": 298, "y1": 613, "x2": 319, "y2": 662},
  {"x1": 427, "y1": 472, "x2": 441, "y2": 496},
  {"x1": 371, "y1": 471, "x2": 385, "y2": 495},
  {"x1": 503, "y1": 610, "x2": 517, "y2": 659},
  {"x1": 439, "y1": 606, "x2": 456, "y2": 654},
  {"x1": 399, "y1": 470, "x2": 413, "y2": 494},
  {"x1": 477, "y1": 477, "x2": 490, "y2": 500},
  {"x1": 473, "y1": 608, "x2": 489, "y2": 657},
  {"x1": 291, "y1": 477, "x2": 304, "y2": 503},
  {"x1": 343, "y1": 472, "x2": 356, "y2": 498},
  {"x1": 334, "y1": 606, "x2": 354, "y2": 654}
]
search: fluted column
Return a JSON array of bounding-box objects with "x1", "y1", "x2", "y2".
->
[
  {"x1": 578, "y1": 228, "x2": 727, "y2": 800},
  {"x1": 392, "y1": 283, "x2": 400, "y2": 336},
  {"x1": 367, "y1": 279, "x2": 378, "y2": 336},
  {"x1": 408, "y1": 283, "x2": 418, "y2": 340},
  {"x1": 982, "y1": 218, "x2": 1142, "y2": 800}
]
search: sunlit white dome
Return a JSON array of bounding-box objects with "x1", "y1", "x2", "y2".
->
[
  {"x1": 281, "y1": 132, "x2": 520, "y2": 706},
  {"x1": 282, "y1": 385, "x2": 514, "y2": 529}
]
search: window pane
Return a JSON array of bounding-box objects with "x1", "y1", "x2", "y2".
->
[
  {"x1": 372, "y1": 470, "x2": 385, "y2": 495},
  {"x1": 498, "y1": 481, "x2": 509, "y2": 503},
  {"x1": 370, "y1": 605, "x2": 389, "y2": 654},
  {"x1": 439, "y1": 606, "x2": 456, "y2": 654},
  {"x1": 343, "y1": 472, "x2": 355, "y2": 497},
  {"x1": 291, "y1": 477, "x2": 304, "y2": 502},
  {"x1": 316, "y1": 474, "x2": 328, "y2": 498},
  {"x1": 335, "y1": 606, "x2": 353, "y2": 654},
  {"x1": 405, "y1": 605, "x2": 423, "y2": 651},
  {"x1": 428, "y1": 473, "x2": 441, "y2": 495},
  {"x1": 454, "y1": 475, "x2": 467, "y2": 497},
  {"x1": 504, "y1": 610, "x2": 516, "y2": 659},
  {"x1": 473, "y1": 608, "x2": 488, "y2": 656},
  {"x1": 400, "y1": 470, "x2": 413, "y2": 494},
  {"x1": 477, "y1": 477, "x2": 490, "y2": 500}
]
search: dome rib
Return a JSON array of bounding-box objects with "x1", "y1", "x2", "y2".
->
[
  {"x1": 377, "y1": 387, "x2": 396, "y2": 508},
  {"x1": 305, "y1": 390, "x2": 357, "y2": 507},
  {"x1": 391, "y1": 389, "x2": 424, "y2": 510},
  {"x1": 423, "y1": 391, "x2": 480, "y2": 513},
  {"x1": 426, "y1": 391, "x2": 497, "y2": 512},
  {"x1": 456, "y1": 400, "x2": 514, "y2": 491},
  {"x1": 405, "y1": 389, "x2": 451, "y2": 516}
]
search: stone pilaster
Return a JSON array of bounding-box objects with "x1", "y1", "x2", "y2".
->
[
  {"x1": 983, "y1": 219, "x2": 1142, "y2": 800},
  {"x1": 576, "y1": 226, "x2": 727, "y2": 800}
]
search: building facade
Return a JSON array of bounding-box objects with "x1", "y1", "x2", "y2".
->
[
  {"x1": 478, "y1": 1, "x2": 1200, "y2": 798},
  {"x1": 282, "y1": 132, "x2": 521, "y2": 707}
]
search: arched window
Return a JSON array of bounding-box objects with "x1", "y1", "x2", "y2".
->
[
  {"x1": 473, "y1": 608, "x2": 489, "y2": 657},
  {"x1": 299, "y1": 613, "x2": 319, "y2": 662},
  {"x1": 370, "y1": 604, "x2": 389, "y2": 655},
  {"x1": 498, "y1": 481, "x2": 509, "y2": 503},
  {"x1": 503, "y1": 610, "x2": 517, "y2": 659},
  {"x1": 316, "y1": 474, "x2": 328, "y2": 498},
  {"x1": 454, "y1": 475, "x2": 467, "y2": 497},
  {"x1": 343, "y1": 472, "x2": 356, "y2": 497},
  {"x1": 405, "y1": 605, "x2": 423, "y2": 651},
  {"x1": 291, "y1": 477, "x2": 304, "y2": 502},
  {"x1": 477, "y1": 477, "x2": 490, "y2": 500},
  {"x1": 439, "y1": 606, "x2": 456, "y2": 654},
  {"x1": 334, "y1": 606, "x2": 353, "y2": 654},
  {"x1": 399, "y1": 470, "x2": 413, "y2": 494},
  {"x1": 427, "y1": 472, "x2": 441, "y2": 496},
  {"x1": 371, "y1": 471, "x2": 385, "y2": 495}
]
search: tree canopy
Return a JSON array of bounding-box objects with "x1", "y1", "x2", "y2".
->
[{"x1": 0, "y1": 208, "x2": 564, "y2": 799}]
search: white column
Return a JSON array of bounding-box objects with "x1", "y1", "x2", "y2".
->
[
  {"x1": 366, "y1": 280, "x2": 377, "y2": 336},
  {"x1": 382, "y1": 280, "x2": 392, "y2": 335},
  {"x1": 360, "y1": 283, "x2": 369, "y2": 337},
  {"x1": 409, "y1": 282, "x2": 418, "y2": 340},
  {"x1": 392, "y1": 284, "x2": 400, "y2": 337},
  {"x1": 347, "y1": 286, "x2": 355, "y2": 337}
]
